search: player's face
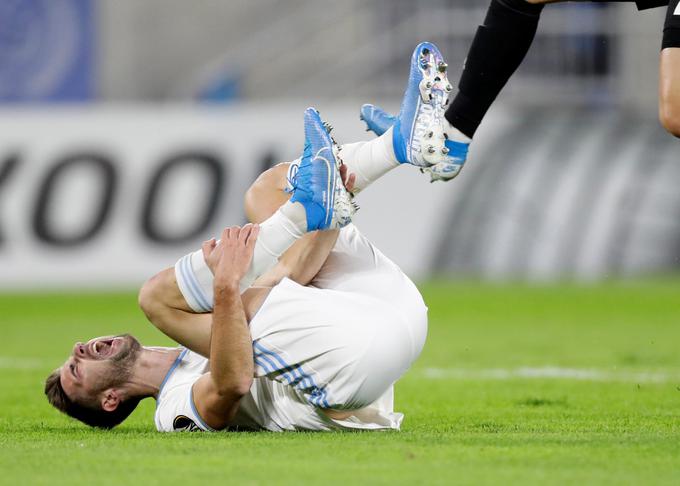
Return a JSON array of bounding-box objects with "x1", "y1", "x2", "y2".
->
[{"x1": 59, "y1": 334, "x2": 141, "y2": 404}]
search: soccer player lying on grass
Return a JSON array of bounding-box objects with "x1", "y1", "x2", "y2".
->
[{"x1": 44, "y1": 43, "x2": 456, "y2": 432}]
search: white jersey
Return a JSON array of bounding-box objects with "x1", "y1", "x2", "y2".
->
[
  {"x1": 155, "y1": 348, "x2": 402, "y2": 432},
  {"x1": 166, "y1": 224, "x2": 428, "y2": 433}
]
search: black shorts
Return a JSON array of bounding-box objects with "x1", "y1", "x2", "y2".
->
[
  {"x1": 588, "y1": 0, "x2": 668, "y2": 9},
  {"x1": 662, "y1": 0, "x2": 680, "y2": 48},
  {"x1": 634, "y1": 0, "x2": 668, "y2": 10},
  {"x1": 594, "y1": 0, "x2": 680, "y2": 48}
]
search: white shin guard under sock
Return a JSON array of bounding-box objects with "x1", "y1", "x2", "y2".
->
[{"x1": 175, "y1": 201, "x2": 307, "y2": 312}]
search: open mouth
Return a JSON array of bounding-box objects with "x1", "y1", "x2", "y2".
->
[{"x1": 90, "y1": 338, "x2": 116, "y2": 359}]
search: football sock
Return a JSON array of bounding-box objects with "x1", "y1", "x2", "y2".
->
[
  {"x1": 175, "y1": 201, "x2": 306, "y2": 312},
  {"x1": 444, "y1": 122, "x2": 472, "y2": 146},
  {"x1": 338, "y1": 128, "x2": 399, "y2": 193},
  {"x1": 445, "y1": 0, "x2": 544, "y2": 138}
]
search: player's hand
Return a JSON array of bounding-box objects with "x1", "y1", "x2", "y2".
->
[
  {"x1": 203, "y1": 224, "x2": 259, "y2": 288},
  {"x1": 339, "y1": 163, "x2": 356, "y2": 193}
]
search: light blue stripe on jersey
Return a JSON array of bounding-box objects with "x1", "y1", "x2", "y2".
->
[
  {"x1": 254, "y1": 347, "x2": 303, "y2": 387},
  {"x1": 253, "y1": 341, "x2": 330, "y2": 408},
  {"x1": 254, "y1": 342, "x2": 312, "y2": 389},
  {"x1": 255, "y1": 347, "x2": 327, "y2": 407},
  {"x1": 156, "y1": 348, "x2": 188, "y2": 410},
  {"x1": 179, "y1": 255, "x2": 212, "y2": 312}
]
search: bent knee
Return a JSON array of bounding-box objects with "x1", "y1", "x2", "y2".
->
[
  {"x1": 138, "y1": 273, "x2": 162, "y2": 320},
  {"x1": 244, "y1": 164, "x2": 291, "y2": 223},
  {"x1": 138, "y1": 268, "x2": 176, "y2": 322}
]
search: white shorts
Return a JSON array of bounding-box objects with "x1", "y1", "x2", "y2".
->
[{"x1": 176, "y1": 224, "x2": 428, "y2": 410}]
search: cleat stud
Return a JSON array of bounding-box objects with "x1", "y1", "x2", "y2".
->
[
  {"x1": 438, "y1": 62, "x2": 448, "y2": 72},
  {"x1": 442, "y1": 147, "x2": 449, "y2": 155},
  {"x1": 427, "y1": 131, "x2": 434, "y2": 138},
  {"x1": 427, "y1": 146, "x2": 436, "y2": 154},
  {"x1": 425, "y1": 81, "x2": 432, "y2": 89},
  {"x1": 445, "y1": 84, "x2": 453, "y2": 92},
  {"x1": 422, "y1": 48, "x2": 430, "y2": 56}
]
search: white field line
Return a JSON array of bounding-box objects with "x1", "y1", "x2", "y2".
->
[
  {"x1": 1, "y1": 357, "x2": 679, "y2": 384},
  {"x1": 421, "y1": 367, "x2": 680, "y2": 384}
]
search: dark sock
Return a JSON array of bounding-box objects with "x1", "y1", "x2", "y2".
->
[{"x1": 445, "y1": 0, "x2": 544, "y2": 138}]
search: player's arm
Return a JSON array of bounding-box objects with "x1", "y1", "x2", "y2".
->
[
  {"x1": 140, "y1": 163, "x2": 353, "y2": 354},
  {"x1": 138, "y1": 164, "x2": 294, "y2": 355},
  {"x1": 191, "y1": 224, "x2": 259, "y2": 430}
]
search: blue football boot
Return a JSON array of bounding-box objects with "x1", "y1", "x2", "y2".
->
[
  {"x1": 362, "y1": 43, "x2": 469, "y2": 182},
  {"x1": 360, "y1": 103, "x2": 396, "y2": 137},
  {"x1": 421, "y1": 140, "x2": 469, "y2": 182},
  {"x1": 289, "y1": 107, "x2": 356, "y2": 231}
]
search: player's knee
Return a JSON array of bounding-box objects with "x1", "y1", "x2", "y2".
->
[
  {"x1": 659, "y1": 104, "x2": 680, "y2": 138},
  {"x1": 138, "y1": 269, "x2": 174, "y2": 324},
  {"x1": 138, "y1": 275, "x2": 160, "y2": 321},
  {"x1": 244, "y1": 164, "x2": 291, "y2": 223}
]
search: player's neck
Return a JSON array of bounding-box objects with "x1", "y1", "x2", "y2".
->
[{"x1": 123, "y1": 347, "x2": 182, "y2": 399}]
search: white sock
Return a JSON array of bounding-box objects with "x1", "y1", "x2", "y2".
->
[
  {"x1": 444, "y1": 121, "x2": 472, "y2": 145},
  {"x1": 244, "y1": 200, "x2": 306, "y2": 289},
  {"x1": 339, "y1": 128, "x2": 399, "y2": 193},
  {"x1": 174, "y1": 201, "x2": 306, "y2": 312}
]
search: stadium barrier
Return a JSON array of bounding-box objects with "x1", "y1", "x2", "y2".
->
[{"x1": 0, "y1": 104, "x2": 677, "y2": 289}]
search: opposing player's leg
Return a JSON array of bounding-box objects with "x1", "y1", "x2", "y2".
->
[
  {"x1": 140, "y1": 108, "x2": 354, "y2": 353},
  {"x1": 659, "y1": 0, "x2": 680, "y2": 137},
  {"x1": 363, "y1": 0, "x2": 549, "y2": 182}
]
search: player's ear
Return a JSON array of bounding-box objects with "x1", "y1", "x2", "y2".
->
[{"x1": 101, "y1": 389, "x2": 121, "y2": 412}]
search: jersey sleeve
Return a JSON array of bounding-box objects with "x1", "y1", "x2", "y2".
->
[{"x1": 155, "y1": 382, "x2": 216, "y2": 433}]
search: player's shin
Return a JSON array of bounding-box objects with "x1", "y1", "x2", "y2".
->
[{"x1": 336, "y1": 130, "x2": 399, "y2": 194}]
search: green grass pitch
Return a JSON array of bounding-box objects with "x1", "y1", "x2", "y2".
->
[{"x1": 1, "y1": 281, "x2": 679, "y2": 485}]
